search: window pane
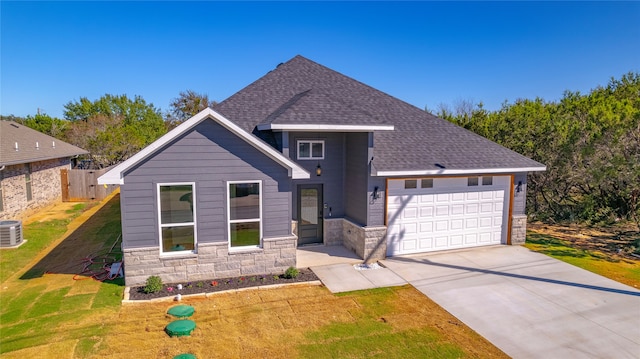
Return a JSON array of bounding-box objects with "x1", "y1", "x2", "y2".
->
[
  {"x1": 300, "y1": 188, "x2": 318, "y2": 225},
  {"x1": 468, "y1": 177, "x2": 479, "y2": 186},
  {"x1": 421, "y1": 179, "x2": 433, "y2": 188},
  {"x1": 230, "y1": 221, "x2": 260, "y2": 247},
  {"x1": 482, "y1": 176, "x2": 493, "y2": 186},
  {"x1": 162, "y1": 226, "x2": 195, "y2": 252},
  {"x1": 311, "y1": 142, "x2": 323, "y2": 158},
  {"x1": 299, "y1": 142, "x2": 310, "y2": 158},
  {"x1": 160, "y1": 185, "x2": 193, "y2": 224},
  {"x1": 229, "y1": 183, "x2": 260, "y2": 220},
  {"x1": 405, "y1": 180, "x2": 417, "y2": 189}
]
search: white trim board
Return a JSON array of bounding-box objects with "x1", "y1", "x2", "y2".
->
[
  {"x1": 98, "y1": 108, "x2": 310, "y2": 184},
  {"x1": 256, "y1": 124, "x2": 394, "y2": 132},
  {"x1": 375, "y1": 166, "x2": 547, "y2": 177}
]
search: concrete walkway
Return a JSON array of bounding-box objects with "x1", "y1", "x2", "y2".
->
[
  {"x1": 311, "y1": 262, "x2": 407, "y2": 293},
  {"x1": 381, "y1": 245, "x2": 640, "y2": 359}
]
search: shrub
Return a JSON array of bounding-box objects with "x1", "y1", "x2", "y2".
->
[
  {"x1": 144, "y1": 275, "x2": 163, "y2": 294},
  {"x1": 283, "y1": 266, "x2": 299, "y2": 279}
]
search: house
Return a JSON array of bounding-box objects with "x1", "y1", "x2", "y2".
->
[
  {"x1": 0, "y1": 121, "x2": 88, "y2": 220},
  {"x1": 98, "y1": 56, "x2": 545, "y2": 286}
]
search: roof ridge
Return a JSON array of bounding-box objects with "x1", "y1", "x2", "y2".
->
[{"x1": 260, "y1": 89, "x2": 312, "y2": 125}]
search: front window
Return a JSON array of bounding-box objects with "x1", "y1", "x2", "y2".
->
[
  {"x1": 228, "y1": 181, "x2": 262, "y2": 248},
  {"x1": 297, "y1": 140, "x2": 324, "y2": 160},
  {"x1": 158, "y1": 183, "x2": 196, "y2": 254}
]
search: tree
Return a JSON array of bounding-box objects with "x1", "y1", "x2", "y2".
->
[
  {"x1": 63, "y1": 94, "x2": 166, "y2": 168},
  {"x1": 166, "y1": 90, "x2": 216, "y2": 129},
  {"x1": 20, "y1": 113, "x2": 69, "y2": 139},
  {"x1": 440, "y1": 72, "x2": 640, "y2": 228}
]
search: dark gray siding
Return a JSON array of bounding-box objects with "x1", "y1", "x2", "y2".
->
[
  {"x1": 290, "y1": 132, "x2": 345, "y2": 219},
  {"x1": 344, "y1": 133, "x2": 368, "y2": 225},
  {"x1": 120, "y1": 119, "x2": 292, "y2": 249},
  {"x1": 513, "y1": 172, "x2": 527, "y2": 215},
  {"x1": 367, "y1": 176, "x2": 386, "y2": 226}
]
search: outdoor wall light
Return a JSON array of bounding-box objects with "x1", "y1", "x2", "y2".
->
[
  {"x1": 373, "y1": 186, "x2": 381, "y2": 199},
  {"x1": 516, "y1": 181, "x2": 522, "y2": 193},
  {"x1": 316, "y1": 162, "x2": 322, "y2": 176}
]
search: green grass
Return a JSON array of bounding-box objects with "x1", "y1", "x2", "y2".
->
[
  {"x1": 525, "y1": 232, "x2": 640, "y2": 287},
  {"x1": 0, "y1": 196, "x2": 124, "y2": 355},
  {"x1": 0, "y1": 204, "x2": 88, "y2": 283}
]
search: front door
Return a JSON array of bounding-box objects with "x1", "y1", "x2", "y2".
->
[{"x1": 297, "y1": 184, "x2": 323, "y2": 246}]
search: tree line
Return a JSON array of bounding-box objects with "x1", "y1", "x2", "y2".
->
[
  {"x1": 1, "y1": 90, "x2": 214, "y2": 169},
  {"x1": 437, "y1": 72, "x2": 639, "y2": 228}
]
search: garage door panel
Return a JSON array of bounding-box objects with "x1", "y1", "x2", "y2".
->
[
  {"x1": 436, "y1": 206, "x2": 449, "y2": 216},
  {"x1": 387, "y1": 177, "x2": 509, "y2": 256}
]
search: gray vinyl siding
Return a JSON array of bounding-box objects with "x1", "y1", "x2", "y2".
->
[
  {"x1": 367, "y1": 176, "x2": 386, "y2": 226},
  {"x1": 344, "y1": 133, "x2": 368, "y2": 225},
  {"x1": 290, "y1": 132, "x2": 345, "y2": 219},
  {"x1": 120, "y1": 119, "x2": 292, "y2": 249},
  {"x1": 513, "y1": 172, "x2": 527, "y2": 215}
]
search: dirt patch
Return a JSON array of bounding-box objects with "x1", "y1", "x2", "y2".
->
[
  {"x1": 128, "y1": 269, "x2": 319, "y2": 300},
  {"x1": 528, "y1": 222, "x2": 640, "y2": 259}
]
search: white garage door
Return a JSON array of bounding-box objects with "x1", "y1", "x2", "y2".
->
[{"x1": 386, "y1": 176, "x2": 510, "y2": 256}]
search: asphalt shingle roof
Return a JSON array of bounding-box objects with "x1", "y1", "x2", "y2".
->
[
  {"x1": 214, "y1": 55, "x2": 544, "y2": 173},
  {"x1": 0, "y1": 121, "x2": 88, "y2": 166}
]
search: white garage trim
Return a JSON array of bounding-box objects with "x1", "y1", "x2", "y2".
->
[{"x1": 385, "y1": 175, "x2": 513, "y2": 256}]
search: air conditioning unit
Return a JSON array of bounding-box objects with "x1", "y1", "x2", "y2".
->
[{"x1": 0, "y1": 220, "x2": 23, "y2": 247}]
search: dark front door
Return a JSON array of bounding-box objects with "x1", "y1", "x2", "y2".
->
[{"x1": 297, "y1": 184, "x2": 323, "y2": 246}]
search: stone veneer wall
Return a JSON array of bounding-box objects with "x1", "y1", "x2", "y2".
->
[
  {"x1": 342, "y1": 219, "x2": 387, "y2": 263},
  {"x1": 324, "y1": 218, "x2": 343, "y2": 246},
  {"x1": 1, "y1": 159, "x2": 70, "y2": 220},
  {"x1": 123, "y1": 235, "x2": 297, "y2": 286},
  {"x1": 510, "y1": 215, "x2": 528, "y2": 245}
]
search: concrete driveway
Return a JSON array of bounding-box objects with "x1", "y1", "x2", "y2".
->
[{"x1": 380, "y1": 245, "x2": 640, "y2": 359}]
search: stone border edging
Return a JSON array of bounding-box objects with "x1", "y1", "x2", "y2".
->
[{"x1": 122, "y1": 280, "x2": 323, "y2": 304}]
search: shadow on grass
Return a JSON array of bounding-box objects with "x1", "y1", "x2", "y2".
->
[
  {"x1": 527, "y1": 232, "x2": 618, "y2": 263},
  {"x1": 20, "y1": 194, "x2": 123, "y2": 286}
]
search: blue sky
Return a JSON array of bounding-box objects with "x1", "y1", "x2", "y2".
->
[{"x1": 1, "y1": 1, "x2": 639, "y2": 119}]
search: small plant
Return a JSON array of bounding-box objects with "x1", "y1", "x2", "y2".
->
[
  {"x1": 186, "y1": 282, "x2": 193, "y2": 288},
  {"x1": 196, "y1": 281, "x2": 204, "y2": 288},
  {"x1": 250, "y1": 276, "x2": 256, "y2": 282},
  {"x1": 211, "y1": 281, "x2": 219, "y2": 287},
  {"x1": 273, "y1": 275, "x2": 279, "y2": 280},
  {"x1": 144, "y1": 275, "x2": 163, "y2": 294},
  {"x1": 167, "y1": 287, "x2": 174, "y2": 292},
  {"x1": 283, "y1": 266, "x2": 299, "y2": 279}
]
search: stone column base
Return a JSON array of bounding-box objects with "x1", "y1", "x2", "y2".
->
[{"x1": 511, "y1": 215, "x2": 527, "y2": 245}]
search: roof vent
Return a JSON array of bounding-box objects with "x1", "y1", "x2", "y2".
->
[
  {"x1": 52, "y1": 141, "x2": 56, "y2": 148},
  {"x1": 36, "y1": 142, "x2": 40, "y2": 150},
  {"x1": 14, "y1": 142, "x2": 18, "y2": 151}
]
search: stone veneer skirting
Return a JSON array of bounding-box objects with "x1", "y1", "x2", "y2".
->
[
  {"x1": 511, "y1": 215, "x2": 528, "y2": 245},
  {"x1": 342, "y1": 219, "x2": 387, "y2": 263},
  {"x1": 123, "y1": 235, "x2": 297, "y2": 286}
]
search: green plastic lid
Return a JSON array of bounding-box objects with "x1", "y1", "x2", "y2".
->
[
  {"x1": 173, "y1": 354, "x2": 196, "y2": 359},
  {"x1": 167, "y1": 305, "x2": 195, "y2": 318},
  {"x1": 166, "y1": 319, "x2": 196, "y2": 337}
]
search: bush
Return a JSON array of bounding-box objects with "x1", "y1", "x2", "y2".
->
[
  {"x1": 144, "y1": 275, "x2": 163, "y2": 294},
  {"x1": 283, "y1": 266, "x2": 299, "y2": 279}
]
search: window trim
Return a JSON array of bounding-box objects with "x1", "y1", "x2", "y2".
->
[
  {"x1": 297, "y1": 140, "x2": 325, "y2": 160},
  {"x1": 157, "y1": 182, "x2": 197, "y2": 256},
  {"x1": 227, "y1": 180, "x2": 263, "y2": 250}
]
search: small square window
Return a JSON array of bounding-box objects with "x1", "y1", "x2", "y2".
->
[
  {"x1": 468, "y1": 177, "x2": 479, "y2": 186},
  {"x1": 421, "y1": 179, "x2": 433, "y2": 188},
  {"x1": 482, "y1": 176, "x2": 493, "y2": 186},
  {"x1": 404, "y1": 180, "x2": 417, "y2": 189},
  {"x1": 297, "y1": 140, "x2": 324, "y2": 160}
]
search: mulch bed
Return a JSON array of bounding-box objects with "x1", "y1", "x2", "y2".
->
[{"x1": 128, "y1": 268, "x2": 320, "y2": 300}]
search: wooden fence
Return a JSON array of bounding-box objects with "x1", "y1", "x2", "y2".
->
[{"x1": 61, "y1": 167, "x2": 119, "y2": 202}]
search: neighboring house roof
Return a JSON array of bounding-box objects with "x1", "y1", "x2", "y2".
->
[
  {"x1": 215, "y1": 55, "x2": 546, "y2": 175},
  {"x1": 98, "y1": 108, "x2": 310, "y2": 184},
  {"x1": 0, "y1": 121, "x2": 88, "y2": 166}
]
